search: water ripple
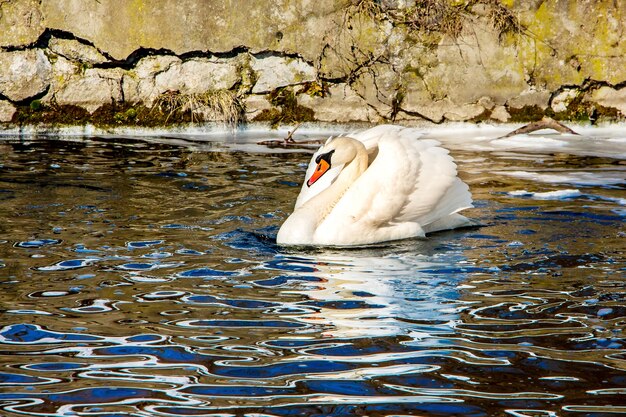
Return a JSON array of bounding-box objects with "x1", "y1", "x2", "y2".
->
[
  {"x1": 61, "y1": 298, "x2": 120, "y2": 313},
  {"x1": 175, "y1": 319, "x2": 307, "y2": 329},
  {"x1": 176, "y1": 267, "x2": 240, "y2": 278},
  {"x1": 15, "y1": 239, "x2": 62, "y2": 248},
  {"x1": 0, "y1": 324, "x2": 104, "y2": 344},
  {"x1": 1, "y1": 135, "x2": 625, "y2": 416},
  {"x1": 36, "y1": 258, "x2": 98, "y2": 271}
]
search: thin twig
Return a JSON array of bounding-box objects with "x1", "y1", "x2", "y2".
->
[{"x1": 284, "y1": 122, "x2": 301, "y2": 143}]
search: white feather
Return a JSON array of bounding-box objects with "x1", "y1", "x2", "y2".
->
[{"x1": 277, "y1": 125, "x2": 474, "y2": 246}]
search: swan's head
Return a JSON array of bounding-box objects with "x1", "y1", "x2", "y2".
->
[{"x1": 306, "y1": 137, "x2": 365, "y2": 187}]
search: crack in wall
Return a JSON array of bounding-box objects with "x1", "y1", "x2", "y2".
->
[{"x1": 1, "y1": 28, "x2": 315, "y2": 70}]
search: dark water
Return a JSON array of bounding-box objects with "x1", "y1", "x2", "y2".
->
[{"x1": 0, "y1": 131, "x2": 624, "y2": 417}]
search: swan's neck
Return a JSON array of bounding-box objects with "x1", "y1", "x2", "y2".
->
[
  {"x1": 305, "y1": 142, "x2": 368, "y2": 223},
  {"x1": 277, "y1": 139, "x2": 368, "y2": 245}
]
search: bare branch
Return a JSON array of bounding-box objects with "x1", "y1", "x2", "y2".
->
[{"x1": 501, "y1": 117, "x2": 579, "y2": 138}]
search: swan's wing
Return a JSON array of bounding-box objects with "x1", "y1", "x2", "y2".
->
[
  {"x1": 316, "y1": 127, "x2": 472, "y2": 244},
  {"x1": 396, "y1": 142, "x2": 473, "y2": 226}
]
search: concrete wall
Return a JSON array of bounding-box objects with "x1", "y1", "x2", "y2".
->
[{"x1": 1, "y1": 0, "x2": 626, "y2": 125}]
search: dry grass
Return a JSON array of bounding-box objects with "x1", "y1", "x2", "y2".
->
[
  {"x1": 396, "y1": 1, "x2": 465, "y2": 38},
  {"x1": 347, "y1": 0, "x2": 465, "y2": 38},
  {"x1": 345, "y1": 0, "x2": 522, "y2": 40},
  {"x1": 153, "y1": 90, "x2": 244, "y2": 126},
  {"x1": 485, "y1": 0, "x2": 523, "y2": 39},
  {"x1": 348, "y1": 0, "x2": 384, "y2": 20}
]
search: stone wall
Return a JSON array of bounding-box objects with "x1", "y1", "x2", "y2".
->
[{"x1": 1, "y1": 0, "x2": 626, "y2": 126}]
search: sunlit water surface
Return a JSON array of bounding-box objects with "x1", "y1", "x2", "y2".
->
[{"x1": 0, "y1": 126, "x2": 625, "y2": 416}]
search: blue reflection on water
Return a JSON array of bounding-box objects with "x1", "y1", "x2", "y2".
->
[{"x1": 0, "y1": 324, "x2": 103, "y2": 344}]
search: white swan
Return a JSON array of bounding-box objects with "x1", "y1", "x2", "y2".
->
[{"x1": 277, "y1": 125, "x2": 473, "y2": 246}]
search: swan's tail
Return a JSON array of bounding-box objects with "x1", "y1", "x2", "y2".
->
[{"x1": 421, "y1": 177, "x2": 475, "y2": 233}]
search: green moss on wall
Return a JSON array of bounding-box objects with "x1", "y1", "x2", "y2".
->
[
  {"x1": 507, "y1": 105, "x2": 549, "y2": 122},
  {"x1": 253, "y1": 87, "x2": 315, "y2": 127}
]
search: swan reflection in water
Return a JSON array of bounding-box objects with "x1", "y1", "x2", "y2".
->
[{"x1": 275, "y1": 242, "x2": 471, "y2": 340}]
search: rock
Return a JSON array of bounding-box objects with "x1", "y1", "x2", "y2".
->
[
  {"x1": 251, "y1": 55, "x2": 316, "y2": 94},
  {"x1": 490, "y1": 106, "x2": 511, "y2": 122},
  {"x1": 424, "y1": 17, "x2": 527, "y2": 107},
  {"x1": 125, "y1": 56, "x2": 240, "y2": 106},
  {"x1": 52, "y1": 68, "x2": 124, "y2": 112},
  {"x1": 399, "y1": 103, "x2": 443, "y2": 124},
  {"x1": 133, "y1": 55, "x2": 181, "y2": 81},
  {"x1": 41, "y1": 55, "x2": 78, "y2": 106},
  {"x1": 507, "y1": 89, "x2": 551, "y2": 110},
  {"x1": 0, "y1": 101, "x2": 17, "y2": 123},
  {"x1": 317, "y1": 11, "x2": 392, "y2": 80},
  {"x1": 157, "y1": 58, "x2": 241, "y2": 93},
  {"x1": 443, "y1": 103, "x2": 485, "y2": 122},
  {"x1": 400, "y1": 77, "x2": 453, "y2": 123},
  {"x1": 398, "y1": 16, "x2": 528, "y2": 123},
  {"x1": 478, "y1": 96, "x2": 496, "y2": 111},
  {"x1": 400, "y1": 80, "x2": 444, "y2": 123},
  {"x1": 297, "y1": 84, "x2": 378, "y2": 122},
  {"x1": 401, "y1": 87, "x2": 486, "y2": 122},
  {"x1": 551, "y1": 89, "x2": 579, "y2": 113},
  {"x1": 48, "y1": 38, "x2": 108, "y2": 64},
  {"x1": 123, "y1": 56, "x2": 180, "y2": 105},
  {"x1": 588, "y1": 86, "x2": 626, "y2": 116},
  {"x1": 0, "y1": 50, "x2": 52, "y2": 102},
  {"x1": 244, "y1": 95, "x2": 273, "y2": 120},
  {"x1": 350, "y1": 66, "x2": 397, "y2": 120},
  {"x1": 0, "y1": 0, "x2": 44, "y2": 48}
]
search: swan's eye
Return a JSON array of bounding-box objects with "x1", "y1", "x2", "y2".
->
[{"x1": 315, "y1": 150, "x2": 335, "y2": 165}]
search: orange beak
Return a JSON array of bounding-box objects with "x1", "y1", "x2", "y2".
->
[{"x1": 307, "y1": 159, "x2": 330, "y2": 187}]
